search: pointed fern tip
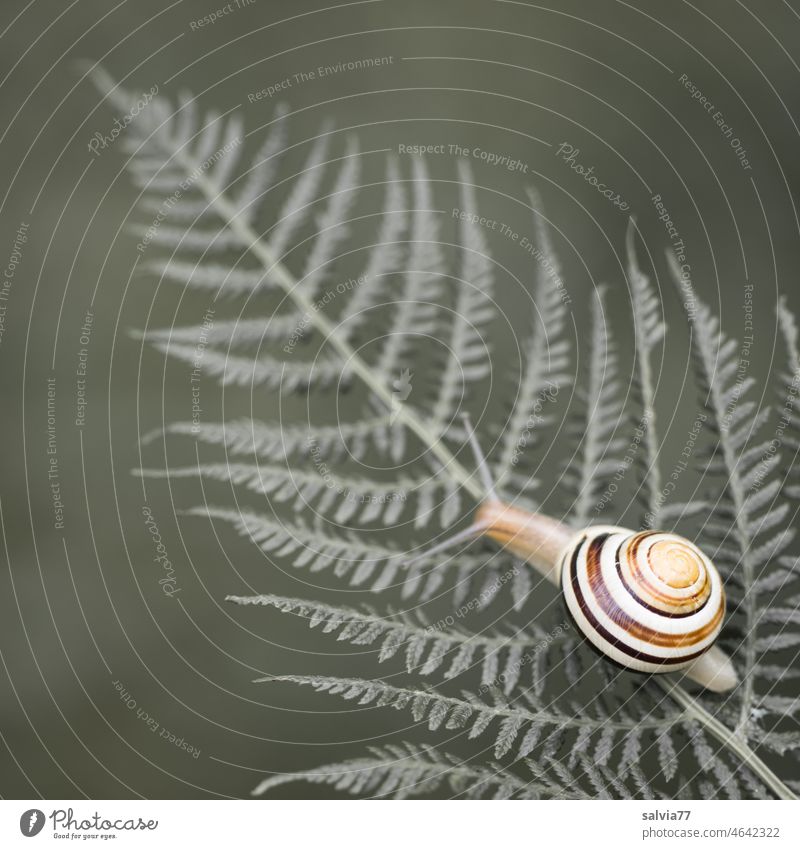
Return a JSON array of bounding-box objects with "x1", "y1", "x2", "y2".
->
[
  {"x1": 138, "y1": 426, "x2": 165, "y2": 446},
  {"x1": 225, "y1": 594, "x2": 255, "y2": 605},
  {"x1": 74, "y1": 58, "x2": 100, "y2": 80},
  {"x1": 525, "y1": 185, "x2": 541, "y2": 206}
]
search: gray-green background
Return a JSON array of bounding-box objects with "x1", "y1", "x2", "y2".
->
[{"x1": 1, "y1": 0, "x2": 799, "y2": 798}]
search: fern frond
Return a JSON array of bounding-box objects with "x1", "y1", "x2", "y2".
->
[
  {"x1": 146, "y1": 415, "x2": 403, "y2": 462},
  {"x1": 779, "y1": 296, "x2": 800, "y2": 377},
  {"x1": 268, "y1": 130, "x2": 331, "y2": 260},
  {"x1": 206, "y1": 112, "x2": 245, "y2": 188},
  {"x1": 295, "y1": 139, "x2": 360, "y2": 301},
  {"x1": 655, "y1": 500, "x2": 710, "y2": 527},
  {"x1": 141, "y1": 463, "x2": 416, "y2": 525},
  {"x1": 189, "y1": 505, "x2": 398, "y2": 584},
  {"x1": 339, "y1": 159, "x2": 406, "y2": 338},
  {"x1": 252, "y1": 742, "x2": 565, "y2": 799},
  {"x1": 145, "y1": 258, "x2": 280, "y2": 298},
  {"x1": 627, "y1": 225, "x2": 666, "y2": 521},
  {"x1": 141, "y1": 314, "x2": 307, "y2": 350},
  {"x1": 429, "y1": 161, "x2": 495, "y2": 429},
  {"x1": 226, "y1": 592, "x2": 560, "y2": 694},
  {"x1": 141, "y1": 461, "x2": 463, "y2": 527},
  {"x1": 373, "y1": 157, "x2": 445, "y2": 384},
  {"x1": 671, "y1": 261, "x2": 797, "y2": 742},
  {"x1": 139, "y1": 195, "x2": 215, "y2": 223},
  {"x1": 565, "y1": 285, "x2": 625, "y2": 524},
  {"x1": 100, "y1": 68, "x2": 800, "y2": 799},
  {"x1": 148, "y1": 340, "x2": 342, "y2": 390},
  {"x1": 236, "y1": 103, "x2": 289, "y2": 219},
  {"x1": 494, "y1": 192, "x2": 571, "y2": 492},
  {"x1": 96, "y1": 67, "x2": 483, "y2": 500},
  {"x1": 778, "y1": 296, "x2": 800, "y2": 498},
  {"x1": 138, "y1": 224, "x2": 240, "y2": 252},
  {"x1": 190, "y1": 506, "x2": 485, "y2": 595},
  {"x1": 259, "y1": 673, "x2": 679, "y2": 762}
]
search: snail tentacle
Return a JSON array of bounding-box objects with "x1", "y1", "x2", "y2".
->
[{"x1": 460, "y1": 411, "x2": 500, "y2": 502}]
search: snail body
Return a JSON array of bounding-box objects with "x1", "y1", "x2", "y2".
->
[
  {"x1": 413, "y1": 418, "x2": 738, "y2": 693},
  {"x1": 473, "y1": 499, "x2": 735, "y2": 692}
]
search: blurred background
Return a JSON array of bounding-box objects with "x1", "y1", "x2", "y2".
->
[{"x1": 1, "y1": 0, "x2": 799, "y2": 798}]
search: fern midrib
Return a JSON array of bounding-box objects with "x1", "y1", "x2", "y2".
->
[{"x1": 174, "y1": 148, "x2": 485, "y2": 502}]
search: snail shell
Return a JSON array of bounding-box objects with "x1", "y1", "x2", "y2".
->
[{"x1": 560, "y1": 526, "x2": 725, "y2": 674}]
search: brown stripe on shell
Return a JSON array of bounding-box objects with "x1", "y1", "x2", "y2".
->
[
  {"x1": 617, "y1": 537, "x2": 711, "y2": 619},
  {"x1": 623, "y1": 532, "x2": 711, "y2": 614},
  {"x1": 583, "y1": 535, "x2": 723, "y2": 650},
  {"x1": 567, "y1": 540, "x2": 709, "y2": 667}
]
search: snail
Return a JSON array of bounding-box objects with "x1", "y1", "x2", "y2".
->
[{"x1": 405, "y1": 415, "x2": 737, "y2": 693}]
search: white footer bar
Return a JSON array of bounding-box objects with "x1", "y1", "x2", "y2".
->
[{"x1": 2, "y1": 799, "x2": 797, "y2": 847}]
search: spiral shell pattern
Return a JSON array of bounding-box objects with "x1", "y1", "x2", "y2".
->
[{"x1": 560, "y1": 526, "x2": 725, "y2": 673}]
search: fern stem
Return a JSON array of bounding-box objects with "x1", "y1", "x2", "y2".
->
[
  {"x1": 658, "y1": 678, "x2": 796, "y2": 800},
  {"x1": 177, "y1": 150, "x2": 485, "y2": 502}
]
